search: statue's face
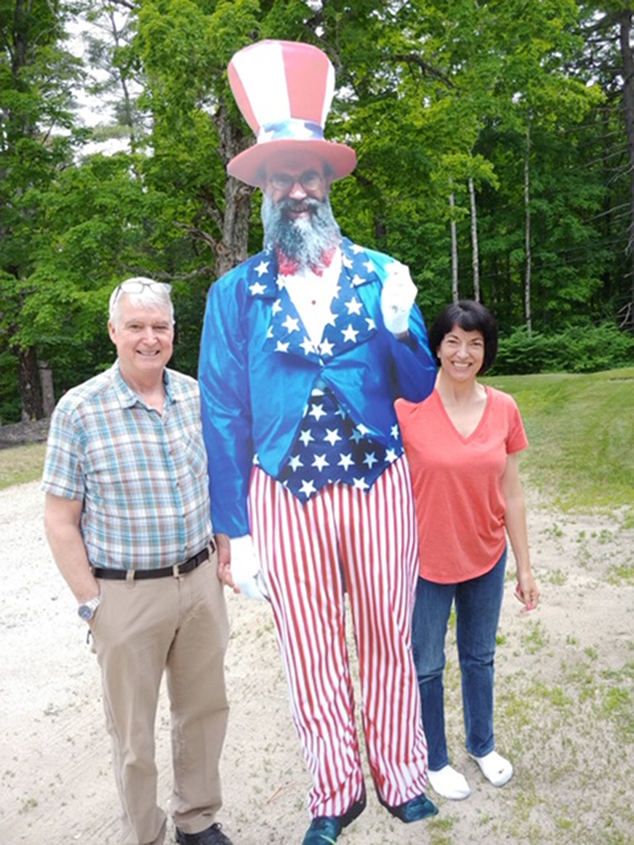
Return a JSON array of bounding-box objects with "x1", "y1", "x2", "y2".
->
[{"x1": 263, "y1": 151, "x2": 330, "y2": 208}]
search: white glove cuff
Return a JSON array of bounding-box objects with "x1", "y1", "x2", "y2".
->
[
  {"x1": 384, "y1": 310, "x2": 410, "y2": 335},
  {"x1": 229, "y1": 535, "x2": 269, "y2": 601}
]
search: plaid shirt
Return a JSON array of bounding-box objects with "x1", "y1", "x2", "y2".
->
[{"x1": 42, "y1": 363, "x2": 212, "y2": 570}]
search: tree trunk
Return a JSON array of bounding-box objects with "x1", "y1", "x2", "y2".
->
[
  {"x1": 167, "y1": 100, "x2": 255, "y2": 278},
  {"x1": 601, "y1": 103, "x2": 613, "y2": 303},
  {"x1": 468, "y1": 176, "x2": 480, "y2": 302},
  {"x1": 108, "y1": 11, "x2": 138, "y2": 154},
  {"x1": 619, "y1": 10, "x2": 634, "y2": 331},
  {"x1": 449, "y1": 192, "x2": 459, "y2": 302},
  {"x1": 217, "y1": 176, "x2": 254, "y2": 278},
  {"x1": 215, "y1": 101, "x2": 255, "y2": 278},
  {"x1": 524, "y1": 122, "x2": 532, "y2": 335},
  {"x1": 18, "y1": 346, "x2": 44, "y2": 421},
  {"x1": 39, "y1": 359, "x2": 56, "y2": 416}
]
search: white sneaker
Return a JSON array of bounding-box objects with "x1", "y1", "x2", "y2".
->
[
  {"x1": 469, "y1": 750, "x2": 513, "y2": 787},
  {"x1": 428, "y1": 765, "x2": 471, "y2": 800}
]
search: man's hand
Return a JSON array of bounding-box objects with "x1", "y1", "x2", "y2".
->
[
  {"x1": 380, "y1": 261, "x2": 417, "y2": 337},
  {"x1": 224, "y1": 534, "x2": 269, "y2": 601},
  {"x1": 214, "y1": 533, "x2": 237, "y2": 591}
]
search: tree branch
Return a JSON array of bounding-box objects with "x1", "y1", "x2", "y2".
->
[
  {"x1": 392, "y1": 53, "x2": 456, "y2": 88},
  {"x1": 173, "y1": 222, "x2": 218, "y2": 252},
  {"x1": 106, "y1": 0, "x2": 136, "y2": 10},
  {"x1": 149, "y1": 266, "x2": 217, "y2": 283}
]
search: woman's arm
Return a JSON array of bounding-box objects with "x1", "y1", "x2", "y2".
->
[{"x1": 502, "y1": 453, "x2": 540, "y2": 610}]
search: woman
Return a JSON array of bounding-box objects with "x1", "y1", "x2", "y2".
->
[{"x1": 396, "y1": 300, "x2": 540, "y2": 801}]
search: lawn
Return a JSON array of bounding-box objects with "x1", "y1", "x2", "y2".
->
[
  {"x1": 485, "y1": 366, "x2": 634, "y2": 522},
  {"x1": 0, "y1": 441, "x2": 47, "y2": 491}
]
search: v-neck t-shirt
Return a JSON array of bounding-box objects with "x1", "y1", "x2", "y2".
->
[{"x1": 396, "y1": 386, "x2": 528, "y2": 583}]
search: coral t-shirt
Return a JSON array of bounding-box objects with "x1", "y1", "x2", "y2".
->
[{"x1": 396, "y1": 386, "x2": 528, "y2": 583}]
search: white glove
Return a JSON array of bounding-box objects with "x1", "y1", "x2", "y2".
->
[
  {"x1": 230, "y1": 535, "x2": 269, "y2": 601},
  {"x1": 380, "y1": 261, "x2": 417, "y2": 336}
]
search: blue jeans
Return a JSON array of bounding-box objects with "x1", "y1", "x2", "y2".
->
[{"x1": 412, "y1": 549, "x2": 507, "y2": 771}]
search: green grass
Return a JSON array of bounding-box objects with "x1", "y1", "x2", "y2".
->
[
  {"x1": 485, "y1": 366, "x2": 634, "y2": 522},
  {"x1": 0, "y1": 442, "x2": 47, "y2": 490}
]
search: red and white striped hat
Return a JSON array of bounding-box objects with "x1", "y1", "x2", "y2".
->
[{"x1": 227, "y1": 40, "x2": 357, "y2": 187}]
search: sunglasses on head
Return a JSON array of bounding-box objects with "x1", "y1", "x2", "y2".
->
[{"x1": 112, "y1": 280, "x2": 172, "y2": 302}]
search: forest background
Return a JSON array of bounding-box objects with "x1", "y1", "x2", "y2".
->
[{"x1": 2, "y1": 0, "x2": 634, "y2": 424}]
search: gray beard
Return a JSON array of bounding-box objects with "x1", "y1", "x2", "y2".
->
[{"x1": 262, "y1": 194, "x2": 341, "y2": 271}]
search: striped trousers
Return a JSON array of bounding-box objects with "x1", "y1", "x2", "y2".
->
[{"x1": 248, "y1": 458, "x2": 429, "y2": 818}]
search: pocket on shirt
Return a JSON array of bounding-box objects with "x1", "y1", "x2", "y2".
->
[{"x1": 180, "y1": 435, "x2": 209, "y2": 478}]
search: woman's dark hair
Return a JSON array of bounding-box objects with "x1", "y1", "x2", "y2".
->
[{"x1": 428, "y1": 300, "x2": 498, "y2": 375}]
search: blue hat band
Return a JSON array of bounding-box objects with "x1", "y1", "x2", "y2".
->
[{"x1": 257, "y1": 119, "x2": 325, "y2": 144}]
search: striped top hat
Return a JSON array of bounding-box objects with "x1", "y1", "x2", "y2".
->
[{"x1": 227, "y1": 39, "x2": 357, "y2": 187}]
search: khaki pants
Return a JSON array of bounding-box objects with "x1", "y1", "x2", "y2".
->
[{"x1": 90, "y1": 556, "x2": 229, "y2": 845}]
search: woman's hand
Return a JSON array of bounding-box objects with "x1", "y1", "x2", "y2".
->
[{"x1": 514, "y1": 570, "x2": 540, "y2": 612}]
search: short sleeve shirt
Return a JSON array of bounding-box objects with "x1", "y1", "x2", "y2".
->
[
  {"x1": 42, "y1": 363, "x2": 212, "y2": 570},
  {"x1": 396, "y1": 386, "x2": 528, "y2": 583}
]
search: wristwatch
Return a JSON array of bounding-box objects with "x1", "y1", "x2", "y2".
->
[{"x1": 78, "y1": 595, "x2": 101, "y2": 622}]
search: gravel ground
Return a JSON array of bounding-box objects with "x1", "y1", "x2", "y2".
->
[{"x1": 1, "y1": 481, "x2": 633, "y2": 845}]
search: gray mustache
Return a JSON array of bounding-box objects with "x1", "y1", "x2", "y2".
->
[{"x1": 281, "y1": 198, "x2": 321, "y2": 215}]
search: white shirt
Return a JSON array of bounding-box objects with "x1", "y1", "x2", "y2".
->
[{"x1": 283, "y1": 249, "x2": 342, "y2": 346}]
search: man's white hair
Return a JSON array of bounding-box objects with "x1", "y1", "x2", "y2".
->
[{"x1": 109, "y1": 277, "x2": 174, "y2": 328}]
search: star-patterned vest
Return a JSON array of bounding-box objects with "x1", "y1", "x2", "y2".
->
[{"x1": 254, "y1": 244, "x2": 405, "y2": 502}]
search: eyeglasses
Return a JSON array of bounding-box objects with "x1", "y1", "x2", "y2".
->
[
  {"x1": 112, "y1": 280, "x2": 172, "y2": 302},
  {"x1": 268, "y1": 169, "x2": 324, "y2": 193}
]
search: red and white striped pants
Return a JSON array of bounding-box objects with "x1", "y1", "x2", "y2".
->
[{"x1": 248, "y1": 458, "x2": 429, "y2": 818}]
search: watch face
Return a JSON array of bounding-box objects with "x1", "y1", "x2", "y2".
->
[{"x1": 78, "y1": 604, "x2": 93, "y2": 621}]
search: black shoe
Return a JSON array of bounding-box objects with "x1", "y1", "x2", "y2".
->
[
  {"x1": 175, "y1": 822, "x2": 233, "y2": 845},
  {"x1": 302, "y1": 816, "x2": 343, "y2": 844},
  {"x1": 302, "y1": 794, "x2": 367, "y2": 844},
  {"x1": 380, "y1": 792, "x2": 439, "y2": 823}
]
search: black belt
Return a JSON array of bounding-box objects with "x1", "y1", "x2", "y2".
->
[{"x1": 92, "y1": 542, "x2": 213, "y2": 581}]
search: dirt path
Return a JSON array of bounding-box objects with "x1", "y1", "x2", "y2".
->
[{"x1": 1, "y1": 481, "x2": 632, "y2": 844}]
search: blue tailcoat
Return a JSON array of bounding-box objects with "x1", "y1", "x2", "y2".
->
[{"x1": 198, "y1": 238, "x2": 437, "y2": 536}]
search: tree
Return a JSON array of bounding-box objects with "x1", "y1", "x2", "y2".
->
[
  {"x1": 617, "y1": 5, "x2": 634, "y2": 329},
  {"x1": 2, "y1": 0, "x2": 629, "y2": 422},
  {"x1": 79, "y1": 1, "x2": 146, "y2": 154},
  {"x1": 0, "y1": 0, "x2": 85, "y2": 419}
]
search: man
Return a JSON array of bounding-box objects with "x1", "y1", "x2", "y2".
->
[
  {"x1": 199, "y1": 40, "x2": 439, "y2": 844},
  {"x1": 42, "y1": 278, "x2": 232, "y2": 845}
]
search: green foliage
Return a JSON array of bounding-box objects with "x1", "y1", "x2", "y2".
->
[
  {"x1": 1, "y1": 0, "x2": 634, "y2": 424},
  {"x1": 493, "y1": 323, "x2": 634, "y2": 375},
  {"x1": 1, "y1": 0, "x2": 88, "y2": 420},
  {"x1": 0, "y1": 351, "x2": 21, "y2": 424}
]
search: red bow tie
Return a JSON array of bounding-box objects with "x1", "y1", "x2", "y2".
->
[{"x1": 276, "y1": 247, "x2": 336, "y2": 277}]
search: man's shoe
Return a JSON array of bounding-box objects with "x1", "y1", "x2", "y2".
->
[
  {"x1": 302, "y1": 816, "x2": 343, "y2": 844},
  {"x1": 302, "y1": 795, "x2": 367, "y2": 844},
  {"x1": 380, "y1": 792, "x2": 439, "y2": 823},
  {"x1": 338, "y1": 794, "x2": 366, "y2": 827},
  {"x1": 175, "y1": 822, "x2": 233, "y2": 845}
]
